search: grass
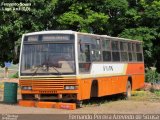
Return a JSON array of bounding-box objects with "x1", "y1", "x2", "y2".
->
[
  {"x1": 83, "y1": 90, "x2": 160, "y2": 106},
  {"x1": 153, "y1": 90, "x2": 160, "y2": 96},
  {"x1": 129, "y1": 90, "x2": 160, "y2": 102}
]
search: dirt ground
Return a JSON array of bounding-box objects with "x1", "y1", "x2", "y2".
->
[
  {"x1": 0, "y1": 79, "x2": 160, "y2": 115},
  {"x1": 0, "y1": 84, "x2": 160, "y2": 114},
  {"x1": 0, "y1": 100, "x2": 160, "y2": 114}
]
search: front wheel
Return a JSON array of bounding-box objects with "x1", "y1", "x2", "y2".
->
[
  {"x1": 125, "y1": 81, "x2": 132, "y2": 99},
  {"x1": 76, "y1": 100, "x2": 83, "y2": 108}
]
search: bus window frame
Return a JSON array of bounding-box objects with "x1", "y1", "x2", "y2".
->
[
  {"x1": 102, "y1": 38, "x2": 112, "y2": 62},
  {"x1": 111, "y1": 40, "x2": 120, "y2": 62}
]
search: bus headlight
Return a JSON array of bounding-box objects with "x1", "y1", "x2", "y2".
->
[
  {"x1": 64, "y1": 86, "x2": 77, "y2": 90},
  {"x1": 21, "y1": 86, "x2": 32, "y2": 90}
]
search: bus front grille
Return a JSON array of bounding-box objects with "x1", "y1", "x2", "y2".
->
[{"x1": 19, "y1": 79, "x2": 77, "y2": 90}]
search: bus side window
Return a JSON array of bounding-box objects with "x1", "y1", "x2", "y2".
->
[
  {"x1": 120, "y1": 42, "x2": 128, "y2": 62},
  {"x1": 132, "y1": 43, "x2": 137, "y2": 61},
  {"x1": 79, "y1": 44, "x2": 91, "y2": 73},
  {"x1": 128, "y1": 42, "x2": 132, "y2": 61},
  {"x1": 136, "y1": 43, "x2": 143, "y2": 61},
  {"x1": 91, "y1": 39, "x2": 101, "y2": 61},
  {"x1": 111, "y1": 41, "x2": 120, "y2": 61},
  {"x1": 79, "y1": 44, "x2": 91, "y2": 62},
  {"x1": 102, "y1": 39, "x2": 111, "y2": 61}
]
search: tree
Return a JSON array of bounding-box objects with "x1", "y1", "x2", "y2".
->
[
  {"x1": 0, "y1": 0, "x2": 160, "y2": 72},
  {"x1": 119, "y1": 27, "x2": 158, "y2": 68},
  {"x1": 0, "y1": 0, "x2": 57, "y2": 67},
  {"x1": 56, "y1": 0, "x2": 109, "y2": 33}
]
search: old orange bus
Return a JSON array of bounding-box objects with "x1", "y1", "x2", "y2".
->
[{"x1": 19, "y1": 30, "x2": 144, "y2": 106}]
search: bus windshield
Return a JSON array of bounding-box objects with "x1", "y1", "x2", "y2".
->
[{"x1": 20, "y1": 35, "x2": 75, "y2": 76}]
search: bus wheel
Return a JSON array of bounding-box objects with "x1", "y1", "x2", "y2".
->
[
  {"x1": 125, "y1": 81, "x2": 132, "y2": 99},
  {"x1": 76, "y1": 100, "x2": 83, "y2": 108}
]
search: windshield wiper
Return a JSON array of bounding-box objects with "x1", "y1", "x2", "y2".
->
[
  {"x1": 50, "y1": 65, "x2": 62, "y2": 75},
  {"x1": 43, "y1": 60, "x2": 62, "y2": 75},
  {"x1": 32, "y1": 65, "x2": 42, "y2": 76}
]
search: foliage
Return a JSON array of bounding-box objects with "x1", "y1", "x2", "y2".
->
[
  {"x1": 145, "y1": 68, "x2": 160, "y2": 83},
  {"x1": 0, "y1": 0, "x2": 58, "y2": 67},
  {"x1": 119, "y1": 27, "x2": 158, "y2": 68},
  {"x1": 9, "y1": 72, "x2": 18, "y2": 78},
  {"x1": 57, "y1": 1, "x2": 109, "y2": 33},
  {"x1": 154, "y1": 90, "x2": 160, "y2": 96},
  {"x1": 0, "y1": 0, "x2": 160, "y2": 73}
]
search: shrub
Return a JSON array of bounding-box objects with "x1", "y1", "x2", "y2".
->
[
  {"x1": 145, "y1": 68, "x2": 160, "y2": 83},
  {"x1": 9, "y1": 72, "x2": 18, "y2": 78}
]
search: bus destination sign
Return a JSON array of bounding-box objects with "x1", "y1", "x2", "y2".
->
[
  {"x1": 42, "y1": 34, "x2": 70, "y2": 41},
  {"x1": 27, "y1": 35, "x2": 38, "y2": 42}
]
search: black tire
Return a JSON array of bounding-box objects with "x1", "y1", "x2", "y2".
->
[
  {"x1": 76, "y1": 100, "x2": 83, "y2": 108},
  {"x1": 125, "y1": 81, "x2": 132, "y2": 99}
]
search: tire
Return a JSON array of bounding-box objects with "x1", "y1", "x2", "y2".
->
[
  {"x1": 76, "y1": 100, "x2": 83, "y2": 108},
  {"x1": 125, "y1": 81, "x2": 132, "y2": 99}
]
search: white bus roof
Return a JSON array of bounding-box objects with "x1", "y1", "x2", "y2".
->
[
  {"x1": 24, "y1": 30, "x2": 75, "y2": 35},
  {"x1": 24, "y1": 30, "x2": 142, "y2": 43}
]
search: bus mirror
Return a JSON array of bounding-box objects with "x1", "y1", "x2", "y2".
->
[{"x1": 80, "y1": 44, "x2": 85, "y2": 53}]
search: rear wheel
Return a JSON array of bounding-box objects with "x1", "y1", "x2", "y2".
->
[{"x1": 125, "y1": 81, "x2": 132, "y2": 99}]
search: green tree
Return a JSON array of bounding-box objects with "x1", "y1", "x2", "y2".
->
[
  {"x1": 119, "y1": 27, "x2": 158, "y2": 68},
  {"x1": 0, "y1": 0, "x2": 57, "y2": 67},
  {"x1": 57, "y1": 1, "x2": 109, "y2": 33},
  {"x1": 0, "y1": 0, "x2": 160, "y2": 73}
]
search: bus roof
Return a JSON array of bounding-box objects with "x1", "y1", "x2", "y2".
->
[
  {"x1": 24, "y1": 30, "x2": 142, "y2": 43},
  {"x1": 24, "y1": 30, "x2": 75, "y2": 35}
]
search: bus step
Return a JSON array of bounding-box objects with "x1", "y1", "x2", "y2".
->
[
  {"x1": 18, "y1": 100, "x2": 76, "y2": 110},
  {"x1": 19, "y1": 100, "x2": 35, "y2": 107},
  {"x1": 36, "y1": 101, "x2": 57, "y2": 108}
]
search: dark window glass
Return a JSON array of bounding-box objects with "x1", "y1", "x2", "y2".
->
[
  {"x1": 78, "y1": 44, "x2": 91, "y2": 62},
  {"x1": 102, "y1": 40, "x2": 111, "y2": 50},
  {"x1": 112, "y1": 41, "x2": 119, "y2": 51},
  {"x1": 129, "y1": 52, "x2": 132, "y2": 61},
  {"x1": 132, "y1": 53, "x2": 137, "y2": 61},
  {"x1": 136, "y1": 43, "x2": 142, "y2": 52},
  {"x1": 79, "y1": 63, "x2": 91, "y2": 72},
  {"x1": 137, "y1": 53, "x2": 143, "y2": 61},
  {"x1": 91, "y1": 39, "x2": 101, "y2": 61},
  {"x1": 112, "y1": 52, "x2": 120, "y2": 61},
  {"x1": 132, "y1": 43, "x2": 136, "y2": 52},
  {"x1": 120, "y1": 42, "x2": 128, "y2": 51},
  {"x1": 121, "y1": 52, "x2": 128, "y2": 61},
  {"x1": 103, "y1": 51, "x2": 111, "y2": 61},
  {"x1": 92, "y1": 50, "x2": 101, "y2": 61},
  {"x1": 128, "y1": 43, "x2": 132, "y2": 52}
]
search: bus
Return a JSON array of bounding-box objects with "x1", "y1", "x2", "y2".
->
[{"x1": 19, "y1": 30, "x2": 144, "y2": 106}]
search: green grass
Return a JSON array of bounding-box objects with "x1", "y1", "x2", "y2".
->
[
  {"x1": 83, "y1": 90, "x2": 160, "y2": 106},
  {"x1": 131, "y1": 90, "x2": 160, "y2": 102},
  {"x1": 8, "y1": 72, "x2": 18, "y2": 78},
  {"x1": 153, "y1": 90, "x2": 160, "y2": 96}
]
